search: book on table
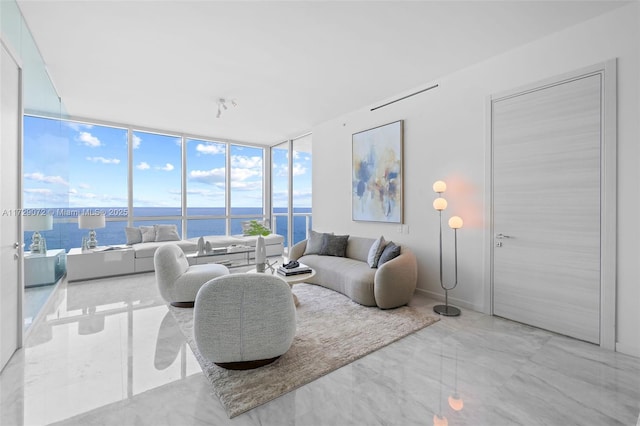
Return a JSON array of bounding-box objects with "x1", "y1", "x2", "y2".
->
[{"x1": 277, "y1": 263, "x2": 311, "y2": 276}]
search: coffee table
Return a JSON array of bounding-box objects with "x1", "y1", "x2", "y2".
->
[
  {"x1": 186, "y1": 245, "x2": 253, "y2": 268},
  {"x1": 246, "y1": 267, "x2": 316, "y2": 307}
]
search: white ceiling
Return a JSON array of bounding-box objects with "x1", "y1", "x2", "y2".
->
[{"x1": 17, "y1": 0, "x2": 628, "y2": 145}]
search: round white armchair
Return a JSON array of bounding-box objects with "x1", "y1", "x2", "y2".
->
[
  {"x1": 154, "y1": 244, "x2": 229, "y2": 307},
  {"x1": 194, "y1": 274, "x2": 296, "y2": 370}
]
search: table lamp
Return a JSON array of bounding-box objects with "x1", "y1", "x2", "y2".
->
[
  {"x1": 78, "y1": 213, "x2": 106, "y2": 249},
  {"x1": 23, "y1": 214, "x2": 53, "y2": 253}
]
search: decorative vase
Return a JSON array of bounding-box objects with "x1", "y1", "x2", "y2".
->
[
  {"x1": 197, "y1": 236, "x2": 205, "y2": 255},
  {"x1": 255, "y1": 235, "x2": 266, "y2": 272},
  {"x1": 205, "y1": 241, "x2": 212, "y2": 254}
]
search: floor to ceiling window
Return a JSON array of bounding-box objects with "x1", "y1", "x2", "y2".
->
[
  {"x1": 185, "y1": 138, "x2": 226, "y2": 238},
  {"x1": 132, "y1": 130, "x2": 182, "y2": 234},
  {"x1": 23, "y1": 115, "x2": 267, "y2": 251},
  {"x1": 271, "y1": 133, "x2": 312, "y2": 251},
  {"x1": 229, "y1": 145, "x2": 265, "y2": 235}
]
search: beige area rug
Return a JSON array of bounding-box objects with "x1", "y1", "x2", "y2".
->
[{"x1": 169, "y1": 283, "x2": 439, "y2": 418}]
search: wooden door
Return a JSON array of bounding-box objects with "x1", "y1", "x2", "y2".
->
[
  {"x1": 491, "y1": 73, "x2": 602, "y2": 344},
  {"x1": 0, "y1": 41, "x2": 23, "y2": 371}
]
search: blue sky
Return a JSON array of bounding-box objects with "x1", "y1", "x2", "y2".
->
[{"x1": 23, "y1": 116, "x2": 312, "y2": 212}]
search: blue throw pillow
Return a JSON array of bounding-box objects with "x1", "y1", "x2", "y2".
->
[{"x1": 377, "y1": 242, "x2": 401, "y2": 266}]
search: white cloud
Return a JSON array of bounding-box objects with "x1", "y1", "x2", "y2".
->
[
  {"x1": 231, "y1": 155, "x2": 262, "y2": 169},
  {"x1": 136, "y1": 162, "x2": 150, "y2": 170},
  {"x1": 189, "y1": 168, "x2": 225, "y2": 184},
  {"x1": 292, "y1": 163, "x2": 307, "y2": 176},
  {"x1": 78, "y1": 131, "x2": 101, "y2": 147},
  {"x1": 157, "y1": 163, "x2": 175, "y2": 171},
  {"x1": 132, "y1": 134, "x2": 141, "y2": 149},
  {"x1": 230, "y1": 181, "x2": 263, "y2": 191},
  {"x1": 196, "y1": 143, "x2": 225, "y2": 155},
  {"x1": 78, "y1": 183, "x2": 91, "y2": 189},
  {"x1": 24, "y1": 188, "x2": 53, "y2": 195},
  {"x1": 231, "y1": 167, "x2": 260, "y2": 181},
  {"x1": 64, "y1": 122, "x2": 93, "y2": 131},
  {"x1": 86, "y1": 156, "x2": 121, "y2": 164},
  {"x1": 24, "y1": 172, "x2": 69, "y2": 186}
]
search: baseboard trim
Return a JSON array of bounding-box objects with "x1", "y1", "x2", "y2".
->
[
  {"x1": 615, "y1": 342, "x2": 640, "y2": 358},
  {"x1": 415, "y1": 288, "x2": 480, "y2": 312}
]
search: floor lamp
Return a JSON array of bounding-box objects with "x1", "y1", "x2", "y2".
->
[{"x1": 433, "y1": 180, "x2": 463, "y2": 317}]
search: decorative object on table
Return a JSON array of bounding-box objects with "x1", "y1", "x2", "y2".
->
[
  {"x1": 352, "y1": 120, "x2": 403, "y2": 223},
  {"x1": 242, "y1": 219, "x2": 271, "y2": 236},
  {"x1": 265, "y1": 259, "x2": 277, "y2": 273},
  {"x1": 205, "y1": 241, "x2": 212, "y2": 254},
  {"x1": 197, "y1": 236, "x2": 206, "y2": 256},
  {"x1": 78, "y1": 213, "x2": 106, "y2": 249},
  {"x1": 255, "y1": 235, "x2": 266, "y2": 272},
  {"x1": 432, "y1": 180, "x2": 463, "y2": 317},
  {"x1": 23, "y1": 213, "x2": 53, "y2": 254},
  {"x1": 277, "y1": 261, "x2": 311, "y2": 276}
]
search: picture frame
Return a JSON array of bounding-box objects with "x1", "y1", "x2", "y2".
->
[{"x1": 352, "y1": 120, "x2": 403, "y2": 223}]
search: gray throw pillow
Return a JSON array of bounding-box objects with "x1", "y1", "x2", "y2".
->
[
  {"x1": 125, "y1": 227, "x2": 142, "y2": 245},
  {"x1": 139, "y1": 225, "x2": 156, "y2": 243},
  {"x1": 367, "y1": 235, "x2": 387, "y2": 268},
  {"x1": 155, "y1": 224, "x2": 180, "y2": 242},
  {"x1": 319, "y1": 234, "x2": 349, "y2": 257},
  {"x1": 378, "y1": 242, "x2": 401, "y2": 266},
  {"x1": 303, "y1": 230, "x2": 327, "y2": 255}
]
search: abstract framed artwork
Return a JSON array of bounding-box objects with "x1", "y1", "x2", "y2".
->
[{"x1": 352, "y1": 120, "x2": 403, "y2": 223}]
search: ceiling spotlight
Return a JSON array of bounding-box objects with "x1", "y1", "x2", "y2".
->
[{"x1": 215, "y1": 98, "x2": 238, "y2": 119}]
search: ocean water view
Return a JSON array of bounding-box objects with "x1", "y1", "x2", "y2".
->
[{"x1": 26, "y1": 207, "x2": 312, "y2": 253}]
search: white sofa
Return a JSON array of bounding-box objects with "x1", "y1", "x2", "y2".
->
[
  {"x1": 289, "y1": 234, "x2": 417, "y2": 309},
  {"x1": 132, "y1": 233, "x2": 284, "y2": 272}
]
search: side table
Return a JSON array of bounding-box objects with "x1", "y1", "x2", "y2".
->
[
  {"x1": 24, "y1": 249, "x2": 67, "y2": 287},
  {"x1": 67, "y1": 246, "x2": 135, "y2": 282}
]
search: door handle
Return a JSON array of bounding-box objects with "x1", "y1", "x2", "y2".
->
[
  {"x1": 14, "y1": 242, "x2": 20, "y2": 249},
  {"x1": 495, "y1": 233, "x2": 514, "y2": 239}
]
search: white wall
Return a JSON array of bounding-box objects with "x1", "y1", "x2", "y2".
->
[{"x1": 312, "y1": 3, "x2": 639, "y2": 357}]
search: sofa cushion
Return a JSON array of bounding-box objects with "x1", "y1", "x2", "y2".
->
[
  {"x1": 346, "y1": 236, "x2": 377, "y2": 263},
  {"x1": 125, "y1": 227, "x2": 142, "y2": 245},
  {"x1": 319, "y1": 234, "x2": 349, "y2": 257},
  {"x1": 303, "y1": 230, "x2": 326, "y2": 255},
  {"x1": 378, "y1": 242, "x2": 401, "y2": 266},
  {"x1": 367, "y1": 235, "x2": 387, "y2": 268},
  {"x1": 132, "y1": 240, "x2": 198, "y2": 259},
  {"x1": 140, "y1": 226, "x2": 156, "y2": 243},
  {"x1": 155, "y1": 224, "x2": 180, "y2": 242},
  {"x1": 298, "y1": 254, "x2": 377, "y2": 306}
]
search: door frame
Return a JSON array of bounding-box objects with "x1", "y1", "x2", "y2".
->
[
  {"x1": 484, "y1": 59, "x2": 617, "y2": 350},
  {"x1": 1, "y1": 37, "x2": 25, "y2": 367}
]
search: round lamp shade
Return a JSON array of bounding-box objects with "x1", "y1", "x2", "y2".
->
[
  {"x1": 448, "y1": 216, "x2": 463, "y2": 229},
  {"x1": 433, "y1": 197, "x2": 448, "y2": 211},
  {"x1": 432, "y1": 180, "x2": 447, "y2": 193},
  {"x1": 433, "y1": 414, "x2": 448, "y2": 426},
  {"x1": 448, "y1": 394, "x2": 464, "y2": 411},
  {"x1": 78, "y1": 213, "x2": 106, "y2": 229},
  {"x1": 23, "y1": 214, "x2": 53, "y2": 231}
]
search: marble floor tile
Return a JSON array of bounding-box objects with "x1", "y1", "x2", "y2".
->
[{"x1": 1, "y1": 272, "x2": 639, "y2": 426}]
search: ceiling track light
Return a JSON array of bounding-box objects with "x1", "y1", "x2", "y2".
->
[{"x1": 216, "y1": 98, "x2": 238, "y2": 119}]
